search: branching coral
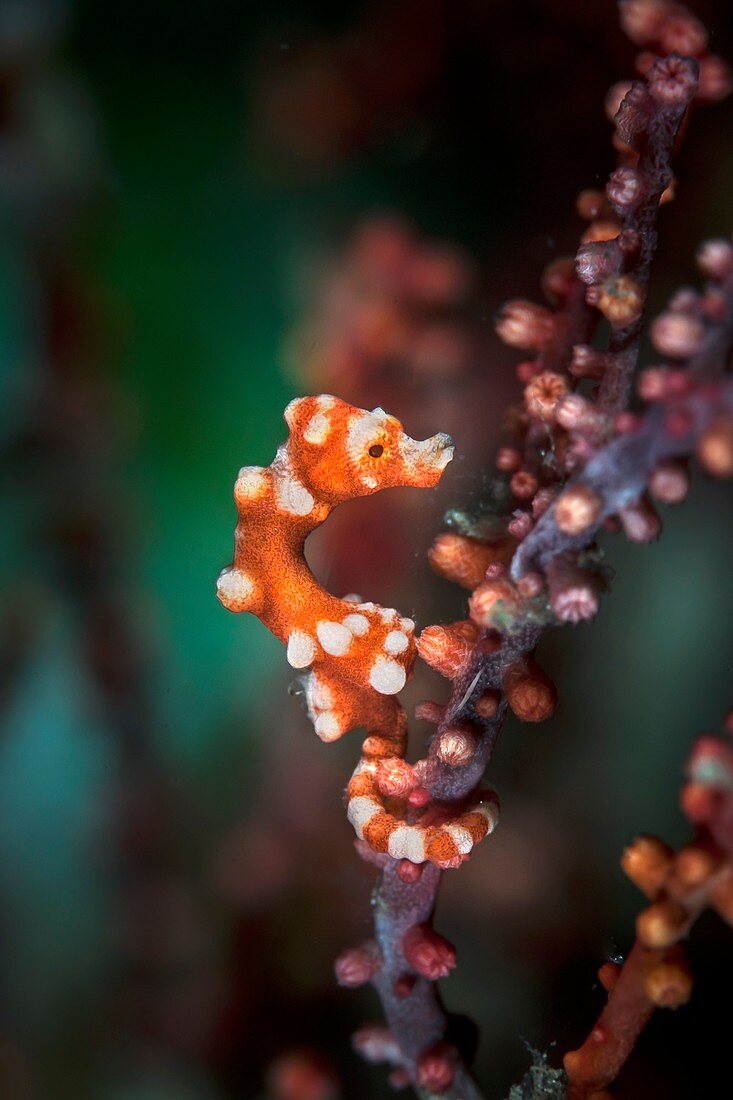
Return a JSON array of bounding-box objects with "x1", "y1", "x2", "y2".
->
[
  {"x1": 219, "y1": 1, "x2": 733, "y2": 1096},
  {"x1": 564, "y1": 716, "x2": 733, "y2": 1099}
]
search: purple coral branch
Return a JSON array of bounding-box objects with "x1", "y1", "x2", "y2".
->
[
  {"x1": 595, "y1": 54, "x2": 699, "y2": 413},
  {"x1": 512, "y1": 266, "x2": 733, "y2": 580}
]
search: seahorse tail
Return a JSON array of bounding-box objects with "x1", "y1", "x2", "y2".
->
[{"x1": 345, "y1": 702, "x2": 498, "y2": 870}]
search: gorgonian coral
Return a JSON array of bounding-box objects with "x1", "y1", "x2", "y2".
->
[{"x1": 219, "y1": 2, "x2": 733, "y2": 1096}]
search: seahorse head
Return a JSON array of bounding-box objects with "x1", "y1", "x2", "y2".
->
[{"x1": 282, "y1": 394, "x2": 454, "y2": 504}]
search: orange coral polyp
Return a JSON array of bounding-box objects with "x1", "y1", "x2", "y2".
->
[{"x1": 218, "y1": 394, "x2": 495, "y2": 867}]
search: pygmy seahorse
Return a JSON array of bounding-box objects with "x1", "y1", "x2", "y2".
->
[{"x1": 217, "y1": 395, "x2": 497, "y2": 868}]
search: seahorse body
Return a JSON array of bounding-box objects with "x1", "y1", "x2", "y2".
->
[{"x1": 218, "y1": 395, "x2": 497, "y2": 867}]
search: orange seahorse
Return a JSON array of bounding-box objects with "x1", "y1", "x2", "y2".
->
[{"x1": 217, "y1": 395, "x2": 498, "y2": 868}]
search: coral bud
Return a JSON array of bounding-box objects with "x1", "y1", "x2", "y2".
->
[
  {"x1": 622, "y1": 835, "x2": 674, "y2": 897},
  {"x1": 680, "y1": 782, "x2": 720, "y2": 828},
  {"x1": 649, "y1": 459, "x2": 690, "y2": 505},
  {"x1": 335, "y1": 942, "x2": 380, "y2": 988},
  {"x1": 698, "y1": 54, "x2": 733, "y2": 103},
  {"x1": 397, "y1": 859, "x2": 423, "y2": 884},
  {"x1": 598, "y1": 961, "x2": 622, "y2": 993},
  {"x1": 607, "y1": 166, "x2": 647, "y2": 209},
  {"x1": 595, "y1": 275, "x2": 645, "y2": 326},
  {"x1": 418, "y1": 622, "x2": 476, "y2": 679},
  {"x1": 576, "y1": 188, "x2": 608, "y2": 220},
  {"x1": 352, "y1": 1026, "x2": 401, "y2": 1065},
  {"x1": 710, "y1": 875, "x2": 733, "y2": 926},
  {"x1": 547, "y1": 553, "x2": 600, "y2": 624},
  {"x1": 435, "y1": 724, "x2": 480, "y2": 766},
  {"x1": 267, "y1": 1050, "x2": 338, "y2": 1100},
  {"x1": 415, "y1": 1043, "x2": 455, "y2": 1094},
  {"x1": 541, "y1": 256, "x2": 576, "y2": 304},
  {"x1": 614, "y1": 82, "x2": 654, "y2": 147},
  {"x1": 415, "y1": 700, "x2": 446, "y2": 724},
  {"x1": 650, "y1": 311, "x2": 705, "y2": 358},
  {"x1": 618, "y1": 1, "x2": 667, "y2": 46},
  {"x1": 636, "y1": 898, "x2": 689, "y2": 948},
  {"x1": 407, "y1": 787, "x2": 431, "y2": 808},
  {"x1": 475, "y1": 690, "x2": 500, "y2": 718},
  {"x1": 618, "y1": 496, "x2": 662, "y2": 542},
  {"x1": 605, "y1": 80, "x2": 633, "y2": 121},
  {"x1": 496, "y1": 446, "x2": 523, "y2": 472},
  {"x1": 697, "y1": 415, "x2": 733, "y2": 477},
  {"x1": 376, "y1": 757, "x2": 416, "y2": 798},
  {"x1": 702, "y1": 288, "x2": 729, "y2": 322},
  {"x1": 581, "y1": 220, "x2": 622, "y2": 245},
  {"x1": 674, "y1": 842, "x2": 722, "y2": 888},
  {"x1": 469, "y1": 577, "x2": 521, "y2": 628},
  {"x1": 516, "y1": 359, "x2": 542, "y2": 384},
  {"x1": 637, "y1": 365, "x2": 671, "y2": 401},
  {"x1": 644, "y1": 953, "x2": 693, "y2": 1008},
  {"x1": 388, "y1": 1068, "x2": 410, "y2": 1089},
  {"x1": 428, "y1": 532, "x2": 513, "y2": 590},
  {"x1": 532, "y1": 488, "x2": 556, "y2": 519},
  {"x1": 495, "y1": 300, "x2": 555, "y2": 351},
  {"x1": 659, "y1": 14, "x2": 708, "y2": 57},
  {"x1": 555, "y1": 393, "x2": 601, "y2": 434},
  {"x1": 668, "y1": 287, "x2": 700, "y2": 315},
  {"x1": 510, "y1": 470, "x2": 538, "y2": 500},
  {"x1": 570, "y1": 344, "x2": 608, "y2": 380},
  {"x1": 576, "y1": 240, "x2": 620, "y2": 285},
  {"x1": 517, "y1": 571, "x2": 544, "y2": 599},
  {"x1": 508, "y1": 512, "x2": 533, "y2": 540},
  {"x1": 555, "y1": 485, "x2": 603, "y2": 534},
  {"x1": 647, "y1": 56, "x2": 698, "y2": 107},
  {"x1": 524, "y1": 370, "x2": 569, "y2": 420},
  {"x1": 503, "y1": 658, "x2": 558, "y2": 723},
  {"x1": 403, "y1": 924, "x2": 456, "y2": 980}
]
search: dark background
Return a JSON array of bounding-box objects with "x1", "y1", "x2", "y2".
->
[{"x1": 1, "y1": 0, "x2": 733, "y2": 1096}]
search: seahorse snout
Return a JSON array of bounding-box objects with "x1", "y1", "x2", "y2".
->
[{"x1": 400, "y1": 431, "x2": 455, "y2": 486}]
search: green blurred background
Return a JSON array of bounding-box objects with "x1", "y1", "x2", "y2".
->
[{"x1": 1, "y1": 1, "x2": 733, "y2": 1097}]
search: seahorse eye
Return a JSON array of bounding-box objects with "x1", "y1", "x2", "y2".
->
[{"x1": 368, "y1": 444, "x2": 384, "y2": 458}]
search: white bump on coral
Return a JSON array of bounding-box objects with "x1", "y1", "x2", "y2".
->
[
  {"x1": 275, "y1": 473, "x2": 315, "y2": 516},
  {"x1": 399, "y1": 617, "x2": 415, "y2": 633},
  {"x1": 216, "y1": 567, "x2": 254, "y2": 610},
  {"x1": 315, "y1": 711, "x2": 342, "y2": 741},
  {"x1": 347, "y1": 795, "x2": 381, "y2": 838},
  {"x1": 387, "y1": 825, "x2": 425, "y2": 863},
  {"x1": 287, "y1": 630, "x2": 316, "y2": 668},
  {"x1": 234, "y1": 466, "x2": 268, "y2": 501},
  {"x1": 369, "y1": 656, "x2": 407, "y2": 695},
  {"x1": 444, "y1": 823, "x2": 474, "y2": 855},
  {"x1": 384, "y1": 630, "x2": 409, "y2": 655},
  {"x1": 378, "y1": 607, "x2": 397, "y2": 623},
  {"x1": 343, "y1": 592, "x2": 362, "y2": 604},
  {"x1": 343, "y1": 613, "x2": 370, "y2": 636},
  {"x1": 357, "y1": 601, "x2": 376, "y2": 612},
  {"x1": 303, "y1": 411, "x2": 331, "y2": 445},
  {"x1": 316, "y1": 620, "x2": 353, "y2": 656}
]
